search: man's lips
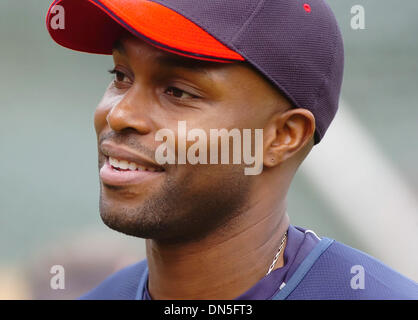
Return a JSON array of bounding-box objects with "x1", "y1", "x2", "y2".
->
[
  {"x1": 100, "y1": 141, "x2": 163, "y2": 171},
  {"x1": 100, "y1": 160, "x2": 164, "y2": 186},
  {"x1": 99, "y1": 141, "x2": 164, "y2": 186}
]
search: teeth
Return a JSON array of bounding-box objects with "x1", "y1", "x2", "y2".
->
[
  {"x1": 109, "y1": 157, "x2": 118, "y2": 167},
  {"x1": 119, "y1": 160, "x2": 129, "y2": 170},
  {"x1": 108, "y1": 157, "x2": 162, "y2": 172}
]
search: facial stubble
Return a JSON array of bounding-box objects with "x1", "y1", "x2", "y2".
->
[{"x1": 99, "y1": 164, "x2": 252, "y2": 244}]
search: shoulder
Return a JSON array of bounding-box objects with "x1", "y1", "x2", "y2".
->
[
  {"x1": 288, "y1": 239, "x2": 418, "y2": 300},
  {"x1": 79, "y1": 259, "x2": 147, "y2": 300}
]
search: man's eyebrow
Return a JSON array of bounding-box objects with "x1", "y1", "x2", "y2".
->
[{"x1": 155, "y1": 55, "x2": 216, "y2": 76}]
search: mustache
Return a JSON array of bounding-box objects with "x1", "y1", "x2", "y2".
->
[{"x1": 98, "y1": 129, "x2": 156, "y2": 160}]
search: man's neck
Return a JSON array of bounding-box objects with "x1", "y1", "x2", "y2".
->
[{"x1": 145, "y1": 198, "x2": 290, "y2": 300}]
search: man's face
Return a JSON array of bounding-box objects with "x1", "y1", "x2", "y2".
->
[{"x1": 94, "y1": 34, "x2": 283, "y2": 244}]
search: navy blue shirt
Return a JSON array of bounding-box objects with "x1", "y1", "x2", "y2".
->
[{"x1": 142, "y1": 225, "x2": 320, "y2": 300}]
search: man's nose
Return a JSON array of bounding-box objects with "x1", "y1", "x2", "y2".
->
[{"x1": 106, "y1": 88, "x2": 152, "y2": 135}]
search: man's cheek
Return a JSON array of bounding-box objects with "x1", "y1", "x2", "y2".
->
[
  {"x1": 94, "y1": 86, "x2": 125, "y2": 134},
  {"x1": 94, "y1": 108, "x2": 108, "y2": 135}
]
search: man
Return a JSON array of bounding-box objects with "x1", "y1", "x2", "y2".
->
[{"x1": 46, "y1": 0, "x2": 417, "y2": 299}]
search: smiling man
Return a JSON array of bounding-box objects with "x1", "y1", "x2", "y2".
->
[{"x1": 46, "y1": 0, "x2": 417, "y2": 300}]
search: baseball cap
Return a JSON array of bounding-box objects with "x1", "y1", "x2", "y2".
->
[{"x1": 46, "y1": 0, "x2": 344, "y2": 145}]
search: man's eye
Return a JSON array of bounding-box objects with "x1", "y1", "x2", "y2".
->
[
  {"x1": 164, "y1": 86, "x2": 195, "y2": 99},
  {"x1": 108, "y1": 68, "x2": 130, "y2": 83}
]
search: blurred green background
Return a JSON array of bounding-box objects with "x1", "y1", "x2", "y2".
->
[{"x1": 0, "y1": 0, "x2": 417, "y2": 298}]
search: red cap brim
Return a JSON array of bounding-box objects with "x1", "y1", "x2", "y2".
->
[{"x1": 46, "y1": 0, "x2": 245, "y2": 63}]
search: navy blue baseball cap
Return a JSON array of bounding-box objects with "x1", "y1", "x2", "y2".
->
[{"x1": 46, "y1": 0, "x2": 344, "y2": 144}]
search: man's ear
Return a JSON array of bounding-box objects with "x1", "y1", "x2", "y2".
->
[{"x1": 263, "y1": 108, "x2": 315, "y2": 167}]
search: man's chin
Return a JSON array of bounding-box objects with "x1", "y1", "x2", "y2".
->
[
  {"x1": 97, "y1": 174, "x2": 178, "y2": 240},
  {"x1": 99, "y1": 202, "x2": 154, "y2": 239}
]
